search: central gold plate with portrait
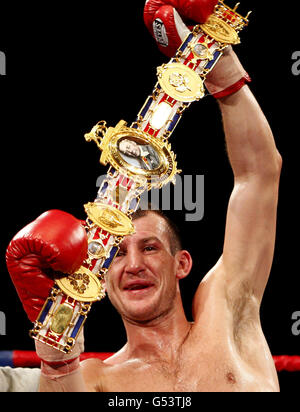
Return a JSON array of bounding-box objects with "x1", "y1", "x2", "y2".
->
[{"x1": 99, "y1": 121, "x2": 180, "y2": 189}]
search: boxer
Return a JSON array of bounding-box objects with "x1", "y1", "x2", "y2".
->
[{"x1": 6, "y1": 0, "x2": 282, "y2": 392}]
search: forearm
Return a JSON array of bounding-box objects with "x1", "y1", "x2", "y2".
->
[{"x1": 218, "y1": 86, "x2": 282, "y2": 179}]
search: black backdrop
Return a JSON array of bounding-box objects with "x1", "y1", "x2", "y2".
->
[{"x1": 1, "y1": 0, "x2": 299, "y2": 392}]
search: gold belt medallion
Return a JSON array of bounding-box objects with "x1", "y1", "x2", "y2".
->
[
  {"x1": 84, "y1": 202, "x2": 135, "y2": 236},
  {"x1": 157, "y1": 63, "x2": 205, "y2": 102},
  {"x1": 200, "y1": 15, "x2": 240, "y2": 45},
  {"x1": 56, "y1": 266, "x2": 105, "y2": 302}
]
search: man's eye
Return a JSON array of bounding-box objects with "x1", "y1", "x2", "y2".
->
[
  {"x1": 144, "y1": 246, "x2": 156, "y2": 252},
  {"x1": 116, "y1": 250, "x2": 126, "y2": 257}
]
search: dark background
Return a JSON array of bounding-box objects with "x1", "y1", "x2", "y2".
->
[{"x1": 1, "y1": 1, "x2": 299, "y2": 392}]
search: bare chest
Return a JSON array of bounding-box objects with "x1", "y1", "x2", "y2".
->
[{"x1": 102, "y1": 346, "x2": 249, "y2": 392}]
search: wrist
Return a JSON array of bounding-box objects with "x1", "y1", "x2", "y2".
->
[
  {"x1": 212, "y1": 74, "x2": 251, "y2": 99},
  {"x1": 35, "y1": 330, "x2": 84, "y2": 363},
  {"x1": 41, "y1": 357, "x2": 80, "y2": 378},
  {"x1": 36, "y1": 336, "x2": 83, "y2": 379},
  {"x1": 205, "y1": 47, "x2": 251, "y2": 99}
]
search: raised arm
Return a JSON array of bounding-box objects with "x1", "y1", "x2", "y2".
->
[
  {"x1": 143, "y1": 0, "x2": 282, "y2": 309},
  {"x1": 212, "y1": 48, "x2": 282, "y2": 304}
]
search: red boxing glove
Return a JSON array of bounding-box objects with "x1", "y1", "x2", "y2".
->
[
  {"x1": 144, "y1": 0, "x2": 251, "y2": 98},
  {"x1": 6, "y1": 210, "x2": 88, "y2": 322},
  {"x1": 144, "y1": 0, "x2": 218, "y2": 58}
]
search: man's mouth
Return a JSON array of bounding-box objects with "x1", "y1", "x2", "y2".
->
[{"x1": 123, "y1": 281, "x2": 154, "y2": 293}]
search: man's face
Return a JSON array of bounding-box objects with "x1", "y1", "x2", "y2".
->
[
  {"x1": 105, "y1": 213, "x2": 181, "y2": 324},
  {"x1": 119, "y1": 139, "x2": 141, "y2": 157}
]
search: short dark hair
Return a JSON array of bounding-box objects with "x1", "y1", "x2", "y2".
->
[{"x1": 131, "y1": 208, "x2": 182, "y2": 255}]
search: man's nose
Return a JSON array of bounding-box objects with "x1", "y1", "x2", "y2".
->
[{"x1": 124, "y1": 249, "x2": 145, "y2": 275}]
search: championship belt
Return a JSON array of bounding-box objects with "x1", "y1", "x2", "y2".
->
[{"x1": 30, "y1": 1, "x2": 250, "y2": 353}]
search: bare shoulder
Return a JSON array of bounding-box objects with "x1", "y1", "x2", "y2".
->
[
  {"x1": 192, "y1": 259, "x2": 228, "y2": 323},
  {"x1": 80, "y1": 358, "x2": 108, "y2": 392},
  {"x1": 191, "y1": 259, "x2": 262, "y2": 356},
  {"x1": 80, "y1": 348, "x2": 131, "y2": 392},
  {"x1": 191, "y1": 260, "x2": 277, "y2": 381},
  {"x1": 192, "y1": 257, "x2": 260, "y2": 323}
]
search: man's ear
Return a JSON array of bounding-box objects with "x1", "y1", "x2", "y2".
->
[
  {"x1": 175, "y1": 250, "x2": 193, "y2": 280},
  {"x1": 102, "y1": 276, "x2": 107, "y2": 293}
]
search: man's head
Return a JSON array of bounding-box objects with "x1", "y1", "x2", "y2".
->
[
  {"x1": 105, "y1": 210, "x2": 193, "y2": 325},
  {"x1": 131, "y1": 209, "x2": 182, "y2": 256},
  {"x1": 119, "y1": 139, "x2": 141, "y2": 158}
]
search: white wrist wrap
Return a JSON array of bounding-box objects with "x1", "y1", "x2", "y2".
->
[{"x1": 35, "y1": 330, "x2": 84, "y2": 378}]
